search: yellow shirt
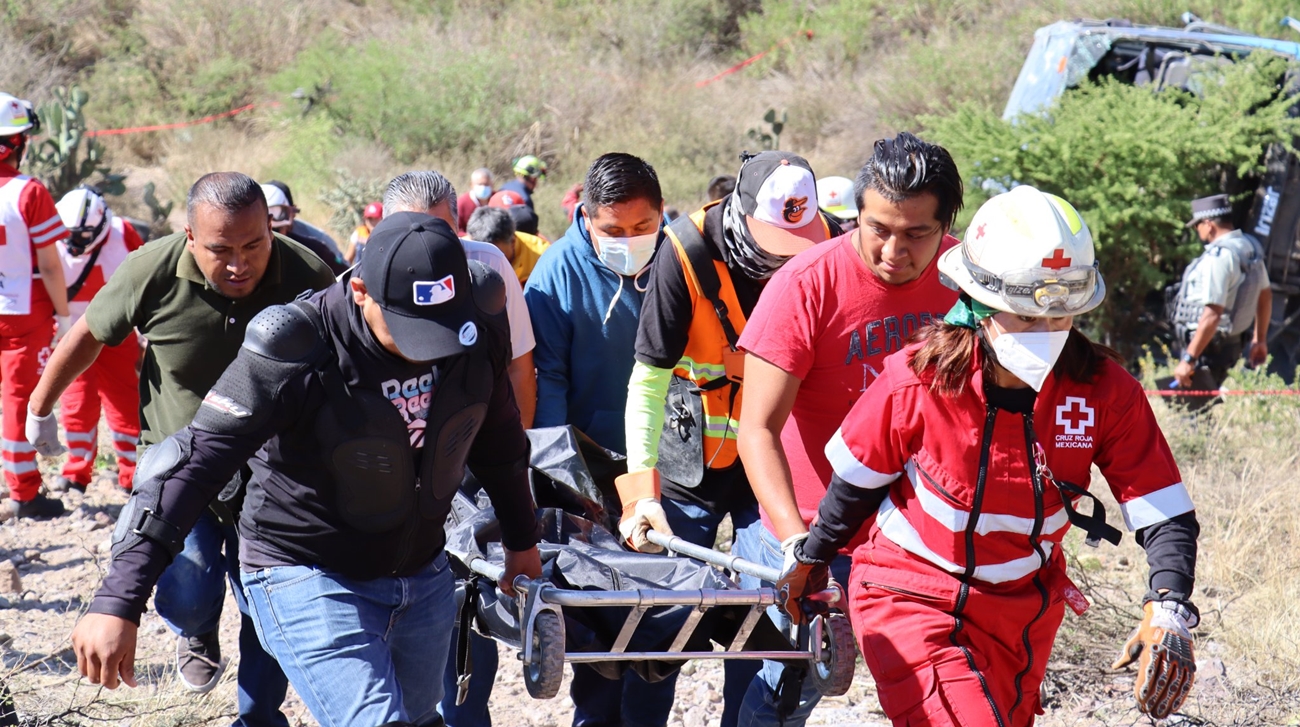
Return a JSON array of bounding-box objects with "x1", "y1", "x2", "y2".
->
[{"x1": 512, "y1": 231, "x2": 550, "y2": 285}]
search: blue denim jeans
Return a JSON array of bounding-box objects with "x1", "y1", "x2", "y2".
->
[
  {"x1": 570, "y1": 496, "x2": 760, "y2": 727},
  {"x1": 153, "y1": 510, "x2": 289, "y2": 727},
  {"x1": 243, "y1": 553, "x2": 456, "y2": 727},
  {"x1": 733, "y1": 520, "x2": 851, "y2": 727}
]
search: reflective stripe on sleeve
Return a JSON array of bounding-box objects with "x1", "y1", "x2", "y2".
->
[
  {"x1": 1119, "y1": 482, "x2": 1195, "y2": 531},
  {"x1": 825, "y1": 429, "x2": 899, "y2": 489}
]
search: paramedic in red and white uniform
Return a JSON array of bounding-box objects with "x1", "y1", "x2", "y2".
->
[
  {"x1": 778, "y1": 186, "x2": 1200, "y2": 726},
  {"x1": 47, "y1": 187, "x2": 142, "y2": 493},
  {"x1": 0, "y1": 92, "x2": 72, "y2": 519}
]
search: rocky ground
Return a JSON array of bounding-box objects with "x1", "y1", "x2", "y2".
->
[{"x1": 0, "y1": 468, "x2": 1284, "y2": 726}]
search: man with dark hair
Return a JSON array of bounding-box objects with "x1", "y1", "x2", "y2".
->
[
  {"x1": 1171, "y1": 193, "x2": 1271, "y2": 394},
  {"x1": 616, "y1": 150, "x2": 840, "y2": 727},
  {"x1": 70, "y1": 212, "x2": 542, "y2": 727},
  {"x1": 734, "y1": 132, "x2": 963, "y2": 725},
  {"x1": 27, "y1": 171, "x2": 336, "y2": 727},
  {"x1": 707, "y1": 174, "x2": 736, "y2": 202},
  {"x1": 523, "y1": 152, "x2": 678, "y2": 727},
  {"x1": 468, "y1": 206, "x2": 549, "y2": 285}
]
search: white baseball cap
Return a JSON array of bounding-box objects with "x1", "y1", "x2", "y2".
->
[{"x1": 736, "y1": 151, "x2": 829, "y2": 256}]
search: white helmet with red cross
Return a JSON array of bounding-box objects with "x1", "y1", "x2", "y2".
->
[
  {"x1": 0, "y1": 93, "x2": 36, "y2": 135},
  {"x1": 938, "y1": 185, "x2": 1105, "y2": 318}
]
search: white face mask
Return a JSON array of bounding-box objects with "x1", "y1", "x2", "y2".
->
[
  {"x1": 593, "y1": 231, "x2": 658, "y2": 276},
  {"x1": 990, "y1": 329, "x2": 1069, "y2": 392},
  {"x1": 471, "y1": 184, "x2": 492, "y2": 202}
]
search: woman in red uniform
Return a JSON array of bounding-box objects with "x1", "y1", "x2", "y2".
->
[{"x1": 778, "y1": 186, "x2": 1200, "y2": 726}]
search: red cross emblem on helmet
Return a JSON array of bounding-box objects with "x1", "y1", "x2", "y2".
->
[{"x1": 1041, "y1": 249, "x2": 1072, "y2": 269}]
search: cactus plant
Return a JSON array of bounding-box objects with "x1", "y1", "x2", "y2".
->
[{"x1": 27, "y1": 86, "x2": 126, "y2": 199}]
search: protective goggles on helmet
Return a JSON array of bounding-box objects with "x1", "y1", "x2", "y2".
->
[
  {"x1": 268, "y1": 205, "x2": 293, "y2": 226},
  {"x1": 963, "y1": 254, "x2": 1100, "y2": 316},
  {"x1": 67, "y1": 218, "x2": 107, "y2": 256}
]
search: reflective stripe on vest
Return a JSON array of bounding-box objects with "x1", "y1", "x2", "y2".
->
[
  {"x1": 665, "y1": 208, "x2": 747, "y2": 470},
  {"x1": 0, "y1": 176, "x2": 36, "y2": 315},
  {"x1": 62, "y1": 215, "x2": 132, "y2": 319}
]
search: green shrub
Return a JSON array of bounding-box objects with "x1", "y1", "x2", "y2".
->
[
  {"x1": 924, "y1": 54, "x2": 1300, "y2": 352},
  {"x1": 272, "y1": 31, "x2": 537, "y2": 162}
]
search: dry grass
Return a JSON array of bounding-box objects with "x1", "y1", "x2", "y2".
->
[{"x1": 1029, "y1": 358, "x2": 1300, "y2": 725}]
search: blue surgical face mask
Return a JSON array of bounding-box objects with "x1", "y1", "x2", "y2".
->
[{"x1": 471, "y1": 184, "x2": 492, "y2": 203}]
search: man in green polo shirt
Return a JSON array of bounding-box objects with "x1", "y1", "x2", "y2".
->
[{"x1": 27, "y1": 172, "x2": 335, "y2": 727}]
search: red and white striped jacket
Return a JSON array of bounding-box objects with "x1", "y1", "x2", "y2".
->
[{"x1": 827, "y1": 342, "x2": 1192, "y2": 587}]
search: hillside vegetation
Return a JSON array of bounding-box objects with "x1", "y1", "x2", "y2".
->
[
  {"x1": 3, "y1": 2, "x2": 1300, "y2": 724},
  {"x1": 3, "y1": 0, "x2": 1297, "y2": 237}
]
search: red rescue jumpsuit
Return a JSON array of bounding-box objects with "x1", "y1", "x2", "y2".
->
[
  {"x1": 0, "y1": 168, "x2": 66, "y2": 501},
  {"x1": 827, "y1": 343, "x2": 1193, "y2": 726},
  {"x1": 57, "y1": 216, "x2": 142, "y2": 489}
]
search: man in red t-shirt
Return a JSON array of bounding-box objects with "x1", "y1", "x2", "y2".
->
[
  {"x1": 0, "y1": 92, "x2": 72, "y2": 518},
  {"x1": 740, "y1": 133, "x2": 963, "y2": 547},
  {"x1": 734, "y1": 132, "x2": 963, "y2": 723},
  {"x1": 740, "y1": 131, "x2": 965, "y2": 542}
]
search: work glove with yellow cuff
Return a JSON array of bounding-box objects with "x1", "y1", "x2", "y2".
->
[{"x1": 615, "y1": 469, "x2": 673, "y2": 553}]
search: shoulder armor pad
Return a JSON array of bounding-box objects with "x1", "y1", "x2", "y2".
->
[
  {"x1": 242, "y1": 304, "x2": 324, "y2": 363},
  {"x1": 469, "y1": 260, "x2": 507, "y2": 316}
]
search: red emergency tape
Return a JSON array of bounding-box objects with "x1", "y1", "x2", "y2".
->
[
  {"x1": 695, "y1": 30, "x2": 815, "y2": 88},
  {"x1": 84, "y1": 103, "x2": 259, "y2": 137},
  {"x1": 1144, "y1": 389, "x2": 1300, "y2": 396}
]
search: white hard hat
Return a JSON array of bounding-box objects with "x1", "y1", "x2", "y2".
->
[
  {"x1": 937, "y1": 185, "x2": 1105, "y2": 317},
  {"x1": 0, "y1": 93, "x2": 35, "y2": 135},
  {"x1": 57, "y1": 187, "x2": 111, "y2": 254},
  {"x1": 260, "y1": 183, "x2": 290, "y2": 208},
  {"x1": 816, "y1": 176, "x2": 857, "y2": 221},
  {"x1": 260, "y1": 183, "x2": 294, "y2": 229}
]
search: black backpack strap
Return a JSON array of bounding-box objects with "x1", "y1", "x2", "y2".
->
[
  {"x1": 668, "y1": 215, "x2": 741, "y2": 351},
  {"x1": 66, "y1": 243, "x2": 106, "y2": 301}
]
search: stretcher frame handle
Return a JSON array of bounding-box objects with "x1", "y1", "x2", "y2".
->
[{"x1": 644, "y1": 530, "x2": 782, "y2": 582}]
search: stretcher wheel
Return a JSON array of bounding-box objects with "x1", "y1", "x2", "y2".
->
[
  {"x1": 810, "y1": 613, "x2": 856, "y2": 697},
  {"x1": 524, "y1": 610, "x2": 564, "y2": 699}
]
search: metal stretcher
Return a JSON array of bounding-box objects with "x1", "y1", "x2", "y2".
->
[{"x1": 448, "y1": 524, "x2": 857, "y2": 701}]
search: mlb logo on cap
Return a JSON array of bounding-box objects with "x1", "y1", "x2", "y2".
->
[{"x1": 414, "y1": 276, "x2": 456, "y2": 306}]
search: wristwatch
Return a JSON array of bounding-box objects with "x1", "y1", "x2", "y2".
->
[{"x1": 1180, "y1": 351, "x2": 1196, "y2": 364}]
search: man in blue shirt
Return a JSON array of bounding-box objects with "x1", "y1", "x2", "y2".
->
[{"x1": 523, "y1": 152, "x2": 673, "y2": 727}]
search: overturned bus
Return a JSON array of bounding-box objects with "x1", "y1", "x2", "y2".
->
[{"x1": 1003, "y1": 16, "x2": 1300, "y2": 379}]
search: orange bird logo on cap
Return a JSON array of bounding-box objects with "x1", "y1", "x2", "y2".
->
[{"x1": 783, "y1": 196, "x2": 808, "y2": 224}]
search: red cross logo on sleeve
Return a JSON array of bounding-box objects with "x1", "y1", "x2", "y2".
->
[
  {"x1": 1041, "y1": 249, "x2": 1072, "y2": 269},
  {"x1": 976, "y1": 224, "x2": 987, "y2": 239}
]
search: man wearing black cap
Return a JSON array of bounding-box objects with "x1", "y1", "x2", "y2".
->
[
  {"x1": 1171, "y1": 193, "x2": 1271, "y2": 392},
  {"x1": 69, "y1": 212, "x2": 542, "y2": 727}
]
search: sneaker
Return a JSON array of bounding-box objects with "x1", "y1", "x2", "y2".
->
[
  {"x1": 176, "y1": 631, "x2": 227, "y2": 694},
  {"x1": 13, "y1": 494, "x2": 66, "y2": 520},
  {"x1": 49, "y1": 477, "x2": 87, "y2": 494}
]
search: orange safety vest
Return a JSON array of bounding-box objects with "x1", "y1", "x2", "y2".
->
[{"x1": 661, "y1": 203, "x2": 749, "y2": 471}]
